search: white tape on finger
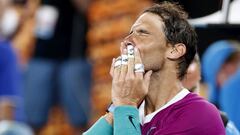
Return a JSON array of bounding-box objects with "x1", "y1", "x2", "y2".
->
[
  {"x1": 121, "y1": 54, "x2": 128, "y2": 65},
  {"x1": 127, "y1": 45, "x2": 134, "y2": 58},
  {"x1": 114, "y1": 56, "x2": 122, "y2": 67},
  {"x1": 134, "y1": 63, "x2": 145, "y2": 73}
]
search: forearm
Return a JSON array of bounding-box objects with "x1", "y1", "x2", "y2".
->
[
  {"x1": 114, "y1": 106, "x2": 141, "y2": 135},
  {"x1": 83, "y1": 106, "x2": 141, "y2": 135},
  {"x1": 83, "y1": 115, "x2": 113, "y2": 135}
]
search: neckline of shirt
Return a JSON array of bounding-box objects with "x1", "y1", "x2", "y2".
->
[{"x1": 139, "y1": 88, "x2": 190, "y2": 125}]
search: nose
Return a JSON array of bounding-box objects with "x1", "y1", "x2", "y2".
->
[
  {"x1": 122, "y1": 40, "x2": 135, "y2": 48},
  {"x1": 123, "y1": 34, "x2": 135, "y2": 47},
  {"x1": 126, "y1": 41, "x2": 134, "y2": 46}
]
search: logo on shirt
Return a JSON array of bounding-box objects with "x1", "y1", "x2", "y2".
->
[
  {"x1": 128, "y1": 116, "x2": 137, "y2": 130},
  {"x1": 147, "y1": 126, "x2": 157, "y2": 135}
]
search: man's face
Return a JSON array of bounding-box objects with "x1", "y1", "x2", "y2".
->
[
  {"x1": 182, "y1": 62, "x2": 201, "y2": 92},
  {"x1": 217, "y1": 52, "x2": 240, "y2": 87},
  {"x1": 124, "y1": 12, "x2": 168, "y2": 71}
]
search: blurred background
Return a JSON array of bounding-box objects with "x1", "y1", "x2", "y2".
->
[{"x1": 0, "y1": 0, "x2": 240, "y2": 135}]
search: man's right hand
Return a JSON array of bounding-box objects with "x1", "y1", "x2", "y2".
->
[{"x1": 109, "y1": 42, "x2": 152, "y2": 108}]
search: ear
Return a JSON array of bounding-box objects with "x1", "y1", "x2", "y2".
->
[{"x1": 166, "y1": 43, "x2": 186, "y2": 60}]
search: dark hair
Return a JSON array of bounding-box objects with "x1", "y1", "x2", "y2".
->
[
  {"x1": 143, "y1": 2, "x2": 197, "y2": 80},
  {"x1": 12, "y1": 0, "x2": 27, "y2": 5}
]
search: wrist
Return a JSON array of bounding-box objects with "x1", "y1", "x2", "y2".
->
[
  {"x1": 104, "y1": 113, "x2": 113, "y2": 125},
  {"x1": 112, "y1": 99, "x2": 138, "y2": 108}
]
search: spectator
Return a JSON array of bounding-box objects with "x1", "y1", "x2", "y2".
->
[
  {"x1": 0, "y1": 0, "x2": 25, "y2": 123},
  {"x1": 24, "y1": 0, "x2": 91, "y2": 134},
  {"x1": 220, "y1": 68, "x2": 240, "y2": 130},
  {"x1": 202, "y1": 40, "x2": 240, "y2": 108},
  {"x1": 0, "y1": 39, "x2": 22, "y2": 121},
  {"x1": 182, "y1": 54, "x2": 201, "y2": 93},
  {"x1": 0, "y1": 0, "x2": 33, "y2": 134}
]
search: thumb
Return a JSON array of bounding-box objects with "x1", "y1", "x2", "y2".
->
[{"x1": 144, "y1": 70, "x2": 153, "y2": 87}]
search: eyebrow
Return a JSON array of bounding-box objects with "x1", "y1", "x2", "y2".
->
[
  {"x1": 130, "y1": 25, "x2": 151, "y2": 35},
  {"x1": 130, "y1": 23, "x2": 142, "y2": 33}
]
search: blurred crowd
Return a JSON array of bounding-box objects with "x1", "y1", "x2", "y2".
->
[{"x1": 0, "y1": 0, "x2": 240, "y2": 135}]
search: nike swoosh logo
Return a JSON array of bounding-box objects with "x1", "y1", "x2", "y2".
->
[
  {"x1": 147, "y1": 127, "x2": 157, "y2": 135},
  {"x1": 128, "y1": 116, "x2": 137, "y2": 130}
]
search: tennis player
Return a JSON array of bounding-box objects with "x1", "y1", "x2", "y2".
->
[{"x1": 84, "y1": 2, "x2": 225, "y2": 135}]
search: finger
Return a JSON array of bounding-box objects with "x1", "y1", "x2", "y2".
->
[
  {"x1": 113, "y1": 56, "x2": 121, "y2": 82},
  {"x1": 127, "y1": 45, "x2": 135, "y2": 76},
  {"x1": 120, "y1": 42, "x2": 125, "y2": 54},
  {"x1": 120, "y1": 42, "x2": 128, "y2": 65},
  {"x1": 114, "y1": 56, "x2": 122, "y2": 67},
  {"x1": 143, "y1": 70, "x2": 153, "y2": 92},
  {"x1": 110, "y1": 58, "x2": 115, "y2": 77},
  {"x1": 119, "y1": 48, "x2": 128, "y2": 80},
  {"x1": 134, "y1": 47, "x2": 144, "y2": 79},
  {"x1": 143, "y1": 70, "x2": 153, "y2": 94}
]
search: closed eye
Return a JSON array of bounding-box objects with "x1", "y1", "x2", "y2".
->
[{"x1": 137, "y1": 29, "x2": 150, "y2": 35}]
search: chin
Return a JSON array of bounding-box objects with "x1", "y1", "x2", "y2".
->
[{"x1": 145, "y1": 63, "x2": 161, "y2": 72}]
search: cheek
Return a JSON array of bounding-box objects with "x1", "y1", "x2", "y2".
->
[
  {"x1": 133, "y1": 36, "x2": 166, "y2": 66},
  {"x1": 141, "y1": 48, "x2": 165, "y2": 70}
]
